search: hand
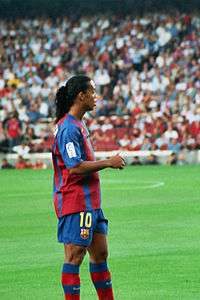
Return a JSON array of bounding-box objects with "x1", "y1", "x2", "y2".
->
[{"x1": 108, "y1": 155, "x2": 126, "y2": 169}]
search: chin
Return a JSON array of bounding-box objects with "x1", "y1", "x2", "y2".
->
[
  {"x1": 92, "y1": 105, "x2": 97, "y2": 112},
  {"x1": 88, "y1": 105, "x2": 96, "y2": 111}
]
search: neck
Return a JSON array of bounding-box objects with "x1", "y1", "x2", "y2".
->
[{"x1": 68, "y1": 105, "x2": 85, "y2": 121}]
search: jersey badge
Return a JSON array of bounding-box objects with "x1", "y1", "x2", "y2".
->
[
  {"x1": 80, "y1": 228, "x2": 90, "y2": 239},
  {"x1": 66, "y1": 142, "x2": 77, "y2": 158}
]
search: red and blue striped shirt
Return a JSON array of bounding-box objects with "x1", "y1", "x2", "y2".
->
[{"x1": 52, "y1": 114, "x2": 101, "y2": 218}]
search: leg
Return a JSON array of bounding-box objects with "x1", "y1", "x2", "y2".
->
[
  {"x1": 62, "y1": 243, "x2": 86, "y2": 300},
  {"x1": 64, "y1": 243, "x2": 86, "y2": 264},
  {"x1": 88, "y1": 233, "x2": 114, "y2": 300},
  {"x1": 58, "y1": 213, "x2": 88, "y2": 300}
]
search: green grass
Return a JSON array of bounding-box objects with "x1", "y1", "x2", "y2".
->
[{"x1": 0, "y1": 165, "x2": 200, "y2": 300}]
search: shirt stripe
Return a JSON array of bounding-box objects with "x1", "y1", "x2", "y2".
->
[{"x1": 82, "y1": 183, "x2": 92, "y2": 210}]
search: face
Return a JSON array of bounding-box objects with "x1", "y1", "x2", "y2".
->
[{"x1": 82, "y1": 80, "x2": 97, "y2": 111}]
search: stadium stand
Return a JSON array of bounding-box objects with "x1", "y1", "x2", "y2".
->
[{"x1": 0, "y1": 13, "x2": 200, "y2": 166}]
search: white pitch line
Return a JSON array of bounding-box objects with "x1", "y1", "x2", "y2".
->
[
  {"x1": 101, "y1": 180, "x2": 165, "y2": 190},
  {"x1": 102, "y1": 182, "x2": 165, "y2": 191},
  {"x1": 148, "y1": 181, "x2": 165, "y2": 189}
]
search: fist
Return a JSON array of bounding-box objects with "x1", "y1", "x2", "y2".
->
[{"x1": 108, "y1": 155, "x2": 126, "y2": 169}]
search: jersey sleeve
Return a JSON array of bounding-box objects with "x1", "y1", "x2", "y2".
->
[{"x1": 57, "y1": 125, "x2": 84, "y2": 169}]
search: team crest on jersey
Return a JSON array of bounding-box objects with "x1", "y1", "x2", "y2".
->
[{"x1": 80, "y1": 228, "x2": 90, "y2": 239}]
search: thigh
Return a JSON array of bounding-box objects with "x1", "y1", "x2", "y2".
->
[{"x1": 87, "y1": 232, "x2": 108, "y2": 263}]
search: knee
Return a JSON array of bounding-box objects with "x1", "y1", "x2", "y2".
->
[
  {"x1": 99, "y1": 249, "x2": 109, "y2": 262},
  {"x1": 90, "y1": 249, "x2": 108, "y2": 264},
  {"x1": 65, "y1": 246, "x2": 86, "y2": 265}
]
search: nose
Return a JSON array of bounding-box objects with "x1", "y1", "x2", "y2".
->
[
  {"x1": 95, "y1": 94, "x2": 102, "y2": 101},
  {"x1": 94, "y1": 93, "x2": 99, "y2": 101}
]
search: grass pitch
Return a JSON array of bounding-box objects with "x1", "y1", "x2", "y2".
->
[{"x1": 0, "y1": 165, "x2": 200, "y2": 300}]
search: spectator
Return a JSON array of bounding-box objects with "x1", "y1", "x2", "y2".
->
[
  {"x1": 15, "y1": 156, "x2": 27, "y2": 169},
  {"x1": 101, "y1": 118, "x2": 114, "y2": 132},
  {"x1": 167, "y1": 152, "x2": 178, "y2": 165},
  {"x1": 94, "y1": 65, "x2": 111, "y2": 92},
  {"x1": 163, "y1": 122, "x2": 179, "y2": 143},
  {"x1": 131, "y1": 156, "x2": 142, "y2": 166},
  {"x1": 168, "y1": 138, "x2": 181, "y2": 153},
  {"x1": 33, "y1": 159, "x2": 47, "y2": 169},
  {"x1": 141, "y1": 137, "x2": 152, "y2": 150},
  {"x1": 118, "y1": 133, "x2": 130, "y2": 149},
  {"x1": 27, "y1": 103, "x2": 43, "y2": 123},
  {"x1": 177, "y1": 151, "x2": 187, "y2": 165},
  {"x1": 4, "y1": 112, "x2": 22, "y2": 152},
  {"x1": 0, "y1": 121, "x2": 8, "y2": 152},
  {"x1": 1, "y1": 158, "x2": 14, "y2": 169},
  {"x1": 13, "y1": 142, "x2": 30, "y2": 159},
  {"x1": 145, "y1": 154, "x2": 159, "y2": 165}
]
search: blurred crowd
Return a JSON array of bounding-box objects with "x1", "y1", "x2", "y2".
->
[
  {"x1": 0, "y1": 157, "x2": 47, "y2": 169},
  {"x1": 0, "y1": 13, "x2": 200, "y2": 163}
]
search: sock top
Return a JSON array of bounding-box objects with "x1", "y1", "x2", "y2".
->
[
  {"x1": 89, "y1": 261, "x2": 108, "y2": 273},
  {"x1": 63, "y1": 263, "x2": 80, "y2": 274}
]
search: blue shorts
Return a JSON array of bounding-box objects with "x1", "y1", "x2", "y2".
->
[{"x1": 57, "y1": 209, "x2": 108, "y2": 247}]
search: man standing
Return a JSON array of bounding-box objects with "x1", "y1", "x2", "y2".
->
[
  {"x1": 5, "y1": 112, "x2": 21, "y2": 152},
  {"x1": 52, "y1": 75, "x2": 125, "y2": 300}
]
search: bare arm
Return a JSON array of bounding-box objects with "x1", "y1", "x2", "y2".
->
[{"x1": 69, "y1": 155, "x2": 125, "y2": 175}]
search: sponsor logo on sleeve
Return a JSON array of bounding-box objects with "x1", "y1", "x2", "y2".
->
[{"x1": 66, "y1": 142, "x2": 77, "y2": 158}]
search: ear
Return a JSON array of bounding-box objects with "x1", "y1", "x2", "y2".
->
[{"x1": 78, "y1": 91, "x2": 85, "y2": 102}]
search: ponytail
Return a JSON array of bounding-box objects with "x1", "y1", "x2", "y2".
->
[
  {"x1": 54, "y1": 75, "x2": 91, "y2": 123},
  {"x1": 55, "y1": 85, "x2": 73, "y2": 123}
]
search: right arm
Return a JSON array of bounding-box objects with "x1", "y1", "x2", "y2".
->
[
  {"x1": 69, "y1": 155, "x2": 125, "y2": 175},
  {"x1": 57, "y1": 126, "x2": 125, "y2": 174}
]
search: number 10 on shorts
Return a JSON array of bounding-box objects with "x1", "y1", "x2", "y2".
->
[{"x1": 80, "y1": 212, "x2": 92, "y2": 228}]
